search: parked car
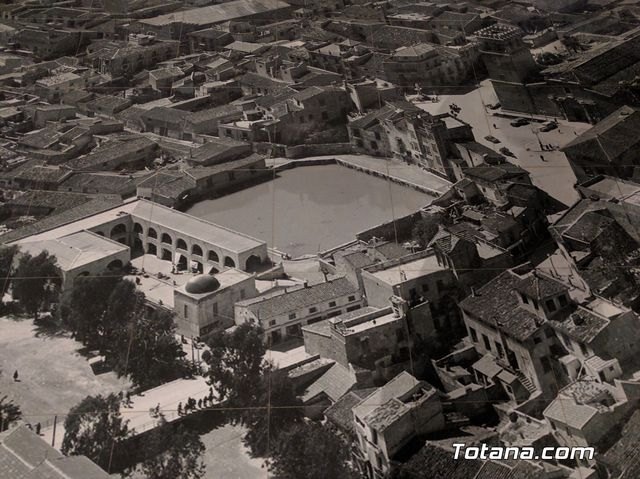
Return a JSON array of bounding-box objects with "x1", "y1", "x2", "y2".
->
[
  {"x1": 484, "y1": 135, "x2": 500, "y2": 144},
  {"x1": 510, "y1": 118, "x2": 530, "y2": 127},
  {"x1": 499, "y1": 147, "x2": 515, "y2": 157},
  {"x1": 539, "y1": 121, "x2": 558, "y2": 132}
]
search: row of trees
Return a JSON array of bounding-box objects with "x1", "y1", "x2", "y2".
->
[
  {"x1": 202, "y1": 323, "x2": 358, "y2": 478},
  {"x1": 61, "y1": 393, "x2": 205, "y2": 478},
  {"x1": 60, "y1": 274, "x2": 189, "y2": 390}
]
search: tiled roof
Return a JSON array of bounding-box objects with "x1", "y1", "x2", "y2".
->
[
  {"x1": 0, "y1": 196, "x2": 124, "y2": 244},
  {"x1": 0, "y1": 425, "x2": 109, "y2": 478},
  {"x1": 459, "y1": 270, "x2": 544, "y2": 342},
  {"x1": 324, "y1": 388, "x2": 376, "y2": 434},
  {"x1": 464, "y1": 162, "x2": 528, "y2": 183},
  {"x1": 513, "y1": 272, "x2": 568, "y2": 301},
  {"x1": 66, "y1": 137, "x2": 156, "y2": 170},
  {"x1": 551, "y1": 307, "x2": 609, "y2": 344},
  {"x1": 601, "y1": 410, "x2": 640, "y2": 479},
  {"x1": 237, "y1": 277, "x2": 359, "y2": 319},
  {"x1": 302, "y1": 362, "x2": 357, "y2": 403}
]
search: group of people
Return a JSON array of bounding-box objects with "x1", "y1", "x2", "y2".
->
[{"x1": 177, "y1": 387, "x2": 215, "y2": 416}]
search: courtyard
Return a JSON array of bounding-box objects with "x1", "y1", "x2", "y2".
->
[{"x1": 0, "y1": 315, "x2": 130, "y2": 433}]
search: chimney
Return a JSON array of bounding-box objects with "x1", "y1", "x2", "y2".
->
[
  {"x1": 303, "y1": 280, "x2": 309, "y2": 288},
  {"x1": 322, "y1": 271, "x2": 328, "y2": 282},
  {"x1": 470, "y1": 286, "x2": 476, "y2": 297}
]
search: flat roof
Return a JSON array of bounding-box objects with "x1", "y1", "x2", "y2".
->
[
  {"x1": 370, "y1": 253, "x2": 444, "y2": 285},
  {"x1": 10, "y1": 199, "x2": 266, "y2": 255},
  {"x1": 19, "y1": 231, "x2": 127, "y2": 271},
  {"x1": 130, "y1": 200, "x2": 265, "y2": 254}
]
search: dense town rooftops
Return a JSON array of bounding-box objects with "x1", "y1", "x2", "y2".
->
[
  {"x1": 139, "y1": 0, "x2": 291, "y2": 27},
  {"x1": 551, "y1": 306, "x2": 611, "y2": 344},
  {"x1": 236, "y1": 277, "x2": 358, "y2": 319}
]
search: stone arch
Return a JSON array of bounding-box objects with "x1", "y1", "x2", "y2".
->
[
  {"x1": 176, "y1": 238, "x2": 188, "y2": 250},
  {"x1": 161, "y1": 233, "x2": 172, "y2": 245},
  {"x1": 133, "y1": 223, "x2": 143, "y2": 234},
  {"x1": 95, "y1": 231, "x2": 105, "y2": 236},
  {"x1": 208, "y1": 250, "x2": 219, "y2": 262},
  {"x1": 148, "y1": 227, "x2": 158, "y2": 239},
  {"x1": 147, "y1": 243, "x2": 157, "y2": 255},
  {"x1": 107, "y1": 259, "x2": 124, "y2": 270},
  {"x1": 110, "y1": 223, "x2": 127, "y2": 237},
  {"x1": 133, "y1": 238, "x2": 143, "y2": 252},
  {"x1": 224, "y1": 256, "x2": 236, "y2": 268},
  {"x1": 162, "y1": 248, "x2": 172, "y2": 261},
  {"x1": 192, "y1": 244, "x2": 203, "y2": 256},
  {"x1": 177, "y1": 255, "x2": 188, "y2": 271},
  {"x1": 207, "y1": 265, "x2": 220, "y2": 275},
  {"x1": 245, "y1": 255, "x2": 262, "y2": 272}
]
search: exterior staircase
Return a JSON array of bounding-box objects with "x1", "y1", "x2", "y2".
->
[{"x1": 516, "y1": 371, "x2": 537, "y2": 395}]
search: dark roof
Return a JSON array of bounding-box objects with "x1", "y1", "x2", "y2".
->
[
  {"x1": 459, "y1": 270, "x2": 545, "y2": 342},
  {"x1": 464, "y1": 162, "x2": 528, "y2": 183},
  {"x1": 601, "y1": 410, "x2": 640, "y2": 479},
  {"x1": 0, "y1": 196, "x2": 124, "y2": 244},
  {"x1": 562, "y1": 210, "x2": 617, "y2": 243},
  {"x1": 186, "y1": 104, "x2": 243, "y2": 126},
  {"x1": 513, "y1": 272, "x2": 569, "y2": 301},
  {"x1": 562, "y1": 106, "x2": 640, "y2": 160},
  {"x1": 141, "y1": 106, "x2": 190, "y2": 126},
  {"x1": 551, "y1": 307, "x2": 610, "y2": 344},
  {"x1": 324, "y1": 388, "x2": 377, "y2": 435}
]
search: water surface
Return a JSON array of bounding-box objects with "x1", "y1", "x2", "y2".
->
[{"x1": 186, "y1": 164, "x2": 432, "y2": 257}]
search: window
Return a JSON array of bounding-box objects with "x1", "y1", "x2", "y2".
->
[
  {"x1": 396, "y1": 328, "x2": 405, "y2": 341},
  {"x1": 288, "y1": 313, "x2": 297, "y2": 320},
  {"x1": 558, "y1": 295, "x2": 568, "y2": 307},
  {"x1": 422, "y1": 284, "x2": 429, "y2": 293},
  {"x1": 520, "y1": 293, "x2": 529, "y2": 304},
  {"x1": 348, "y1": 295, "x2": 356, "y2": 302},
  {"x1": 309, "y1": 307, "x2": 317, "y2": 314},
  {"x1": 495, "y1": 341, "x2": 504, "y2": 358},
  {"x1": 371, "y1": 428, "x2": 378, "y2": 445},
  {"x1": 541, "y1": 356, "x2": 552, "y2": 373},
  {"x1": 269, "y1": 320, "x2": 277, "y2": 326},
  {"x1": 469, "y1": 327, "x2": 478, "y2": 342},
  {"x1": 482, "y1": 334, "x2": 491, "y2": 351},
  {"x1": 328, "y1": 301, "x2": 336, "y2": 308},
  {"x1": 212, "y1": 303, "x2": 218, "y2": 315},
  {"x1": 183, "y1": 305, "x2": 188, "y2": 319},
  {"x1": 545, "y1": 299, "x2": 557, "y2": 312}
]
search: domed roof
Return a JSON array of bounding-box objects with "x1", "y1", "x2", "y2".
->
[{"x1": 184, "y1": 274, "x2": 220, "y2": 294}]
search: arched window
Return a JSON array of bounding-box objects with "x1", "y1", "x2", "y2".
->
[
  {"x1": 133, "y1": 223, "x2": 143, "y2": 234},
  {"x1": 110, "y1": 223, "x2": 127, "y2": 237},
  {"x1": 224, "y1": 257, "x2": 236, "y2": 268},
  {"x1": 148, "y1": 227, "x2": 158, "y2": 239},
  {"x1": 208, "y1": 250, "x2": 219, "y2": 262},
  {"x1": 161, "y1": 233, "x2": 172, "y2": 244},
  {"x1": 192, "y1": 244, "x2": 203, "y2": 256},
  {"x1": 176, "y1": 239, "x2": 187, "y2": 250}
]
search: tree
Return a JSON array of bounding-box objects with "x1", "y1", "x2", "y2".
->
[
  {"x1": 12, "y1": 251, "x2": 61, "y2": 319},
  {"x1": 59, "y1": 272, "x2": 123, "y2": 348},
  {"x1": 203, "y1": 322, "x2": 266, "y2": 408},
  {"x1": 61, "y1": 394, "x2": 131, "y2": 473},
  {"x1": 0, "y1": 394, "x2": 21, "y2": 432},
  {"x1": 118, "y1": 308, "x2": 188, "y2": 390},
  {"x1": 243, "y1": 371, "x2": 303, "y2": 457},
  {"x1": 102, "y1": 279, "x2": 145, "y2": 357},
  {"x1": 138, "y1": 417, "x2": 205, "y2": 479},
  {"x1": 412, "y1": 217, "x2": 440, "y2": 249},
  {"x1": 0, "y1": 245, "x2": 17, "y2": 297},
  {"x1": 269, "y1": 422, "x2": 358, "y2": 479}
]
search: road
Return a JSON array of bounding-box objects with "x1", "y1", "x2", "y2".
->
[
  {"x1": 415, "y1": 80, "x2": 593, "y2": 206},
  {"x1": 43, "y1": 376, "x2": 211, "y2": 448}
]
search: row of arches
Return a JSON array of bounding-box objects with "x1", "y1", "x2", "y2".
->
[{"x1": 115, "y1": 222, "x2": 263, "y2": 272}]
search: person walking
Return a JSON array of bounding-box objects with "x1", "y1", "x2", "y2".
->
[
  {"x1": 177, "y1": 402, "x2": 183, "y2": 416},
  {"x1": 35, "y1": 423, "x2": 41, "y2": 435},
  {"x1": 13, "y1": 370, "x2": 18, "y2": 382}
]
